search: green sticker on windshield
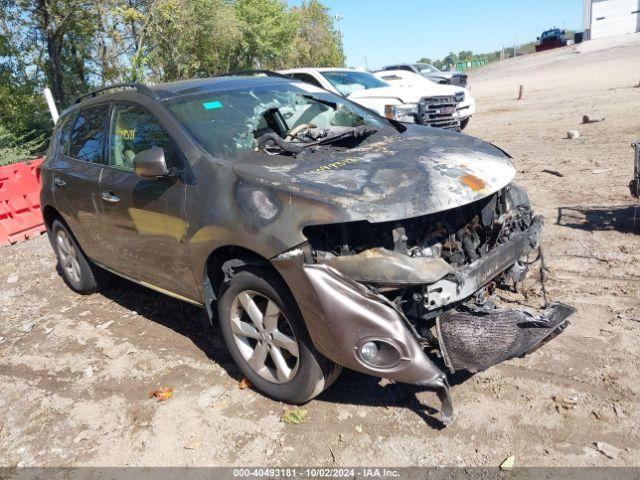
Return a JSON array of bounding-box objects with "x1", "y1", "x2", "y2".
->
[{"x1": 202, "y1": 101, "x2": 223, "y2": 110}]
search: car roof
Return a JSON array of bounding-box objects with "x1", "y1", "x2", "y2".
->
[
  {"x1": 60, "y1": 75, "x2": 296, "y2": 116},
  {"x1": 151, "y1": 75, "x2": 294, "y2": 97}
]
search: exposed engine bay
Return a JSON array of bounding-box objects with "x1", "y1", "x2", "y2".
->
[{"x1": 300, "y1": 183, "x2": 573, "y2": 378}]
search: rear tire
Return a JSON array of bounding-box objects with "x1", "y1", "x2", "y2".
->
[
  {"x1": 218, "y1": 268, "x2": 341, "y2": 404},
  {"x1": 51, "y1": 219, "x2": 104, "y2": 294}
]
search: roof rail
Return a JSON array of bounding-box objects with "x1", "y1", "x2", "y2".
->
[
  {"x1": 226, "y1": 69, "x2": 291, "y2": 79},
  {"x1": 74, "y1": 83, "x2": 157, "y2": 104}
]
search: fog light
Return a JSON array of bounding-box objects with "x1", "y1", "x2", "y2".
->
[{"x1": 360, "y1": 341, "x2": 378, "y2": 362}]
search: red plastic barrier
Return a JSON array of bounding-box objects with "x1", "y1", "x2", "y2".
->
[{"x1": 0, "y1": 157, "x2": 46, "y2": 246}]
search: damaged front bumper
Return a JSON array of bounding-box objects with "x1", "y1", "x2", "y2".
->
[
  {"x1": 272, "y1": 205, "x2": 574, "y2": 425},
  {"x1": 437, "y1": 302, "x2": 574, "y2": 373}
]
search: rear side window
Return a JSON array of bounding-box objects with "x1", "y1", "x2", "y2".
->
[
  {"x1": 108, "y1": 103, "x2": 182, "y2": 171},
  {"x1": 49, "y1": 112, "x2": 75, "y2": 158},
  {"x1": 68, "y1": 105, "x2": 109, "y2": 163}
]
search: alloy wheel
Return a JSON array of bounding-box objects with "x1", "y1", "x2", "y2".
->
[
  {"x1": 57, "y1": 229, "x2": 81, "y2": 284},
  {"x1": 230, "y1": 290, "x2": 299, "y2": 383}
]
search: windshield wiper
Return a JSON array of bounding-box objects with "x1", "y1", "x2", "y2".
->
[
  {"x1": 255, "y1": 125, "x2": 378, "y2": 156},
  {"x1": 309, "y1": 125, "x2": 377, "y2": 146},
  {"x1": 301, "y1": 94, "x2": 337, "y2": 109}
]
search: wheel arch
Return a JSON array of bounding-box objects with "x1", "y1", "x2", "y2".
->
[
  {"x1": 203, "y1": 245, "x2": 288, "y2": 323},
  {"x1": 42, "y1": 204, "x2": 62, "y2": 230}
]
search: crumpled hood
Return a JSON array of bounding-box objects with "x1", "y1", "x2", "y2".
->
[{"x1": 232, "y1": 127, "x2": 516, "y2": 225}]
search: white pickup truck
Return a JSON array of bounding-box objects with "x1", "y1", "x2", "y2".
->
[{"x1": 279, "y1": 67, "x2": 475, "y2": 130}]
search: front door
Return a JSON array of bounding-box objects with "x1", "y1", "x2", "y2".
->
[{"x1": 93, "y1": 102, "x2": 193, "y2": 298}]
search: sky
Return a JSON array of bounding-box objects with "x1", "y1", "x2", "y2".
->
[{"x1": 286, "y1": 0, "x2": 584, "y2": 69}]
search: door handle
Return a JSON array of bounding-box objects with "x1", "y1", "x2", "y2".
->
[
  {"x1": 101, "y1": 191, "x2": 120, "y2": 203},
  {"x1": 54, "y1": 177, "x2": 66, "y2": 187}
]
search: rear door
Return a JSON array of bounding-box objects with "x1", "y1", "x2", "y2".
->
[
  {"x1": 51, "y1": 104, "x2": 110, "y2": 260},
  {"x1": 93, "y1": 102, "x2": 191, "y2": 297}
]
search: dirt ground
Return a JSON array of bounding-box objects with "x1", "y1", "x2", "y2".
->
[{"x1": 1, "y1": 34, "x2": 640, "y2": 468}]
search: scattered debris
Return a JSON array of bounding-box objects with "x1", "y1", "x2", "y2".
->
[
  {"x1": 21, "y1": 321, "x2": 35, "y2": 333},
  {"x1": 6, "y1": 275, "x2": 18, "y2": 284},
  {"x1": 591, "y1": 168, "x2": 613, "y2": 174},
  {"x1": 517, "y1": 85, "x2": 524, "y2": 100},
  {"x1": 83, "y1": 366, "x2": 94, "y2": 378},
  {"x1": 595, "y1": 442, "x2": 620, "y2": 459},
  {"x1": 542, "y1": 169, "x2": 564, "y2": 177},
  {"x1": 500, "y1": 455, "x2": 516, "y2": 471},
  {"x1": 552, "y1": 394, "x2": 578, "y2": 411},
  {"x1": 78, "y1": 311, "x2": 91, "y2": 317},
  {"x1": 197, "y1": 386, "x2": 226, "y2": 408},
  {"x1": 613, "y1": 404, "x2": 626, "y2": 419},
  {"x1": 184, "y1": 439, "x2": 202, "y2": 450},
  {"x1": 282, "y1": 407, "x2": 308, "y2": 424},
  {"x1": 148, "y1": 388, "x2": 173, "y2": 402},
  {"x1": 355, "y1": 425, "x2": 363, "y2": 433},
  {"x1": 96, "y1": 320, "x2": 113, "y2": 330},
  {"x1": 582, "y1": 115, "x2": 605, "y2": 124},
  {"x1": 567, "y1": 130, "x2": 580, "y2": 139},
  {"x1": 338, "y1": 434, "x2": 347, "y2": 443},
  {"x1": 238, "y1": 377, "x2": 252, "y2": 390},
  {"x1": 211, "y1": 396, "x2": 229, "y2": 410}
]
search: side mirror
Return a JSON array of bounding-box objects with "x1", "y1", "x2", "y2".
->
[{"x1": 133, "y1": 147, "x2": 171, "y2": 179}]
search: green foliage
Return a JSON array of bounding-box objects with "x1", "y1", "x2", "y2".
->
[
  {"x1": 287, "y1": 0, "x2": 345, "y2": 68},
  {"x1": 235, "y1": 0, "x2": 295, "y2": 70},
  {"x1": 0, "y1": 125, "x2": 46, "y2": 166},
  {"x1": 0, "y1": 0, "x2": 345, "y2": 152},
  {"x1": 145, "y1": 0, "x2": 243, "y2": 80}
]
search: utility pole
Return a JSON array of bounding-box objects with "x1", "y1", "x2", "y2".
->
[{"x1": 334, "y1": 14, "x2": 344, "y2": 40}]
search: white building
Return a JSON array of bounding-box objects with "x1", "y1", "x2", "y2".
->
[{"x1": 583, "y1": 0, "x2": 640, "y2": 40}]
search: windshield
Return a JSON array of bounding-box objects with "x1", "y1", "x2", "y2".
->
[
  {"x1": 164, "y1": 82, "x2": 387, "y2": 158},
  {"x1": 541, "y1": 29, "x2": 562, "y2": 39},
  {"x1": 415, "y1": 64, "x2": 440, "y2": 74},
  {"x1": 320, "y1": 71, "x2": 388, "y2": 96}
]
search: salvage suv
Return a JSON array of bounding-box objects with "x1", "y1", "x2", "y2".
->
[{"x1": 41, "y1": 75, "x2": 574, "y2": 424}]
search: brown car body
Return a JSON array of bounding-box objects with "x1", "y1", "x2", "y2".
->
[{"x1": 41, "y1": 76, "x2": 574, "y2": 424}]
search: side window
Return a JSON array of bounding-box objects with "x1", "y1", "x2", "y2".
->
[
  {"x1": 68, "y1": 105, "x2": 109, "y2": 163},
  {"x1": 109, "y1": 103, "x2": 182, "y2": 171}
]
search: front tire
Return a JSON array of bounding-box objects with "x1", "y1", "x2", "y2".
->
[
  {"x1": 460, "y1": 117, "x2": 470, "y2": 130},
  {"x1": 51, "y1": 219, "x2": 103, "y2": 294},
  {"x1": 218, "y1": 268, "x2": 341, "y2": 404}
]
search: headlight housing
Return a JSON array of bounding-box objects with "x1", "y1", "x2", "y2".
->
[{"x1": 384, "y1": 103, "x2": 418, "y2": 123}]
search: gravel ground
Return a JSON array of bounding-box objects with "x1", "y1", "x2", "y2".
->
[{"x1": 1, "y1": 34, "x2": 639, "y2": 468}]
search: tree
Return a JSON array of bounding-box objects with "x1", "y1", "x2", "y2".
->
[
  {"x1": 143, "y1": 0, "x2": 242, "y2": 81},
  {"x1": 234, "y1": 0, "x2": 296, "y2": 70},
  {"x1": 0, "y1": 0, "x2": 346, "y2": 156},
  {"x1": 287, "y1": 0, "x2": 345, "y2": 68}
]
